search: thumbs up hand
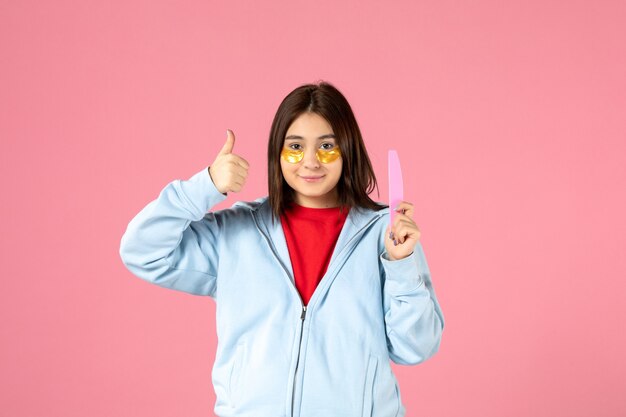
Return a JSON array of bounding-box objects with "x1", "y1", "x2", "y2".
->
[{"x1": 208, "y1": 129, "x2": 249, "y2": 194}]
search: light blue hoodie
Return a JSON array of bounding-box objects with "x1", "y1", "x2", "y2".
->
[{"x1": 119, "y1": 167, "x2": 445, "y2": 417}]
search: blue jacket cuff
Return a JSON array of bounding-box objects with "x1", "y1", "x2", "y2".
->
[
  {"x1": 183, "y1": 166, "x2": 228, "y2": 216},
  {"x1": 380, "y1": 251, "x2": 423, "y2": 295}
]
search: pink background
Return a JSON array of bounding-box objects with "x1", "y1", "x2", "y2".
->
[{"x1": 2, "y1": 0, "x2": 625, "y2": 416}]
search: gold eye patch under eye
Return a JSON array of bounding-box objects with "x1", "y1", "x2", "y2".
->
[
  {"x1": 316, "y1": 148, "x2": 341, "y2": 163},
  {"x1": 281, "y1": 148, "x2": 304, "y2": 163},
  {"x1": 281, "y1": 147, "x2": 341, "y2": 164}
]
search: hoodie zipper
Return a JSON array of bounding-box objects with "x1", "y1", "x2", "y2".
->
[
  {"x1": 252, "y1": 210, "x2": 382, "y2": 417},
  {"x1": 291, "y1": 304, "x2": 307, "y2": 417}
]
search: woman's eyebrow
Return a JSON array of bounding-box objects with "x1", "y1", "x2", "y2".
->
[{"x1": 284, "y1": 134, "x2": 336, "y2": 140}]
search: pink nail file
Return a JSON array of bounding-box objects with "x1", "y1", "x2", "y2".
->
[{"x1": 388, "y1": 149, "x2": 404, "y2": 226}]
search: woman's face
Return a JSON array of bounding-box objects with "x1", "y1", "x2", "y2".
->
[{"x1": 280, "y1": 112, "x2": 343, "y2": 208}]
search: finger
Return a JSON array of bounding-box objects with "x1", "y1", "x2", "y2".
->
[
  {"x1": 219, "y1": 129, "x2": 235, "y2": 155},
  {"x1": 393, "y1": 224, "x2": 420, "y2": 244},
  {"x1": 231, "y1": 177, "x2": 245, "y2": 192},
  {"x1": 394, "y1": 201, "x2": 414, "y2": 218},
  {"x1": 232, "y1": 154, "x2": 250, "y2": 169},
  {"x1": 227, "y1": 158, "x2": 249, "y2": 174},
  {"x1": 231, "y1": 171, "x2": 247, "y2": 184},
  {"x1": 392, "y1": 212, "x2": 416, "y2": 229},
  {"x1": 230, "y1": 164, "x2": 249, "y2": 179},
  {"x1": 391, "y1": 218, "x2": 419, "y2": 242},
  {"x1": 385, "y1": 224, "x2": 393, "y2": 241},
  {"x1": 223, "y1": 154, "x2": 249, "y2": 170}
]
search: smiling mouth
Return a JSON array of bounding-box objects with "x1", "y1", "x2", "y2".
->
[{"x1": 299, "y1": 175, "x2": 325, "y2": 182}]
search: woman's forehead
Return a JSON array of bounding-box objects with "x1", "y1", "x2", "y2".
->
[{"x1": 286, "y1": 112, "x2": 333, "y2": 133}]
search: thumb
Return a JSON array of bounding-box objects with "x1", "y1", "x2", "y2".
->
[{"x1": 219, "y1": 129, "x2": 235, "y2": 155}]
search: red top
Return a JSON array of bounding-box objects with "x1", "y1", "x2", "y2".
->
[{"x1": 280, "y1": 202, "x2": 350, "y2": 306}]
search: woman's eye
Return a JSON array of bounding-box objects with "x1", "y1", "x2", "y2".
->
[
  {"x1": 320, "y1": 143, "x2": 335, "y2": 150},
  {"x1": 288, "y1": 143, "x2": 302, "y2": 150}
]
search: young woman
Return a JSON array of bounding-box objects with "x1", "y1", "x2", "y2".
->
[{"x1": 119, "y1": 81, "x2": 444, "y2": 417}]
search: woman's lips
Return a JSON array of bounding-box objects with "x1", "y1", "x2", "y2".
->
[{"x1": 300, "y1": 175, "x2": 324, "y2": 182}]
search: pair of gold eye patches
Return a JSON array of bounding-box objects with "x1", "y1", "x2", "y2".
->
[{"x1": 280, "y1": 147, "x2": 342, "y2": 164}]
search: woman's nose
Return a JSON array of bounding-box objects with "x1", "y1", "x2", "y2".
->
[{"x1": 303, "y1": 149, "x2": 320, "y2": 169}]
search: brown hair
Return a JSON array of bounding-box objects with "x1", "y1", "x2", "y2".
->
[{"x1": 267, "y1": 81, "x2": 386, "y2": 223}]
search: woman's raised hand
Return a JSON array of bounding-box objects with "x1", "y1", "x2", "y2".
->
[
  {"x1": 384, "y1": 201, "x2": 421, "y2": 261},
  {"x1": 208, "y1": 129, "x2": 250, "y2": 194}
]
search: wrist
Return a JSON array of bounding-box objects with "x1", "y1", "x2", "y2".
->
[{"x1": 207, "y1": 166, "x2": 227, "y2": 196}]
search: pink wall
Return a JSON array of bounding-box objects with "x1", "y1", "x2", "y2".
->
[{"x1": 2, "y1": 0, "x2": 625, "y2": 416}]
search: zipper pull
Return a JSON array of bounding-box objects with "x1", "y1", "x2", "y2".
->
[{"x1": 301, "y1": 305, "x2": 307, "y2": 320}]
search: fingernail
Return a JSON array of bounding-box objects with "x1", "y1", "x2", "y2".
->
[
  {"x1": 389, "y1": 232, "x2": 393, "y2": 239},
  {"x1": 393, "y1": 239, "x2": 397, "y2": 246}
]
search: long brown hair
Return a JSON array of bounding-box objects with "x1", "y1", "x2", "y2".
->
[{"x1": 267, "y1": 81, "x2": 386, "y2": 222}]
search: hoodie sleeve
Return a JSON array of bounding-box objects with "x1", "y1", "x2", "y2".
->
[
  {"x1": 119, "y1": 166, "x2": 228, "y2": 297},
  {"x1": 379, "y1": 240, "x2": 445, "y2": 365}
]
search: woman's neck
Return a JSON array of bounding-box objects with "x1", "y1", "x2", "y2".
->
[{"x1": 293, "y1": 191, "x2": 340, "y2": 208}]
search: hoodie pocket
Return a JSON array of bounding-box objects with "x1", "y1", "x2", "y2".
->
[
  {"x1": 228, "y1": 342, "x2": 245, "y2": 408},
  {"x1": 362, "y1": 354, "x2": 378, "y2": 417}
]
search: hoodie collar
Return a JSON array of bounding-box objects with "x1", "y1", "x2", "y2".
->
[{"x1": 250, "y1": 197, "x2": 385, "y2": 283}]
